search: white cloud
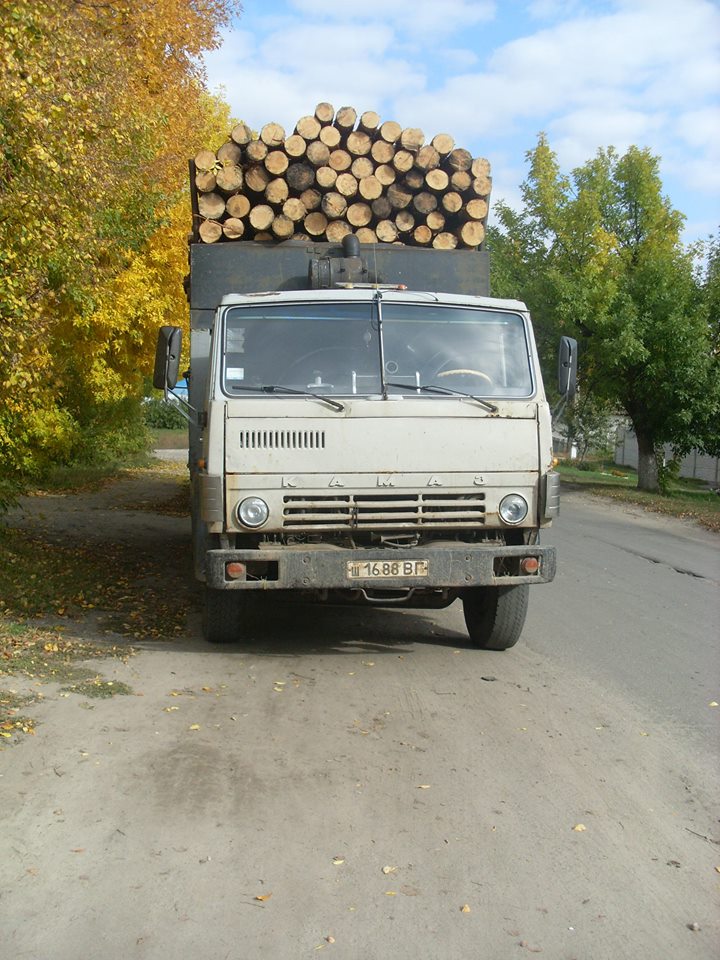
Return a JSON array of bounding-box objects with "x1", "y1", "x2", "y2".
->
[{"x1": 288, "y1": 0, "x2": 496, "y2": 35}]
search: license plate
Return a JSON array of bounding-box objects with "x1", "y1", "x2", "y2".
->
[{"x1": 346, "y1": 560, "x2": 429, "y2": 580}]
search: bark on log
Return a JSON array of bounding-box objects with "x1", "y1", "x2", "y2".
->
[
  {"x1": 271, "y1": 214, "x2": 294, "y2": 239},
  {"x1": 244, "y1": 164, "x2": 271, "y2": 194},
  {"x1": 195, "y1": 170, "x2": 217, "y2": 193},
  {"x1": 215, "y1": 164, "x2": 244, "y2": 195},
  {"x1": 284, "y1": 134, "x2": 307, "y2": 158},
  {"x1": 299, "y1": 187, "x2": 322, "y2": 211},
  {"x1": 314, "y1": 102, "x2": 335, "y2": 124},
  {"x1": 321, "y1": 191, "x2": 348, "y2": 220},
  {"x1": 226, "y1": 194, "x2": 250, "y2": 219},
  {"x1": 319, "y1": 125, "x2": 342, "y2": 148},
  {"x1": 358, "y1": 175, "x2": 382, "y2": 201},
  {"x1": 329, "y1": 149, "x2": 352, "y2": 171},
  {"x1": 265, "y1": 177, "x2": 289, "y2": 206},
  {"x1": 376, "y1": 220, "x2": 399, "y2": 243},
  {"x1": 199, "y1": 219, "x2": 223, "y2": 243},
  {"x1": 425, "y1": 168, "x2": 450, "y2": 193},
  {"x1": 249, "y1": 204, "x2": 275, "y2": 231},
  {"x1": 371, "y1": 140, "x2": 395, "y2": 164},
  {"x1": 198, "y1": 192, "x2": 226, "y2": 220},
  {"x1": 447, "y1": 147, "x2": 473, "y2": 172},
  {"x1": 260, "y1": 122, "x2": 285, "y2": 147},
  {"x1": 335, "y1": 106, "x2": 357, "y2": 131},
  {"x1": 194, "y1": 148, "x2": 217, "y2": 172},
  {"x1": 346, "y1": 201, "x2": 372, "y2": 227},
  {"x1": 335, "y1": 172, "x2": 358, "y2": 198},
  {"x1": 378, "y1": 120, "x2": 402, "y2": 143},
  {"x1": 431, "y1": 133, "x2": 455, "y2": 156},
  {"x1": 295, "y1": 115, "x2": 321, "y2": 140},
  {"x1": 356, "y1": 227, "x2": 378, "y2": 244},
  {"x1": 346, "y1": 131, "x2": 372, "y2": 156},
  {"x1": 306, "y1": 140, "x2": 331, "y2": 168},
  {"x1": 283, "y1": 197, "x2": 307, "y2": 222},
  {"x1": 246, "y1": 140, "x2": 269, "y2": 163},
  {"x1": 286, "y1": 163, "x2": 315, "y2": 192},
  {"x1": 217, "y1": 141, "x2": 243, "y2": 166},
  {"x1": 223, "y1": 217, "x2": 245, "y2": 240},
  {"x1": 315, "y1": 166, "x2": 338, "y2": 190},
  {"x1": 459, "y1": 220, "x2": 485, "y2": 247},
  {"x1": 264, "y1": 150, "x2": 289, "y2": 176},
  {"x1": 230, "y1": 122, "x2": 253, "y2": 146},
  {"x1": 351, "y1": 156, "x2": 374, "y2": 180},
  {"x1": 326, "y1": 219, "x2": 352, "y2": 243},
  {"x1": 400, "y1": 127, "x2": 424, "y2": 153},
  {"x1": 304, "y1": 211, "x2": 328, "y2": 236},
  {"x1": 359, "y1": 110, "x2": 381, "y2": 134}
]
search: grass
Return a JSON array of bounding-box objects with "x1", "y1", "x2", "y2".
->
[
  {"x1": 556, "y1": 459, "x2": 720, "y2": 532},
  {"x1": 149, "y1": 427, "x2": 188, "y2": 450}
]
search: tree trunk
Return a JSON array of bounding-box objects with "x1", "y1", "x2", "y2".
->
[{"x1": 635, "y1": 427, "x2": 660, "y2": 492}]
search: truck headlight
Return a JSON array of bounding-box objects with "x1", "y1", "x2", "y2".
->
[
  {"x1": 237, "y1": 496, "x2": 269, "y2": 528},
  {"x1": 499, "y1": 494, "x2": 528, "y2": 525}
]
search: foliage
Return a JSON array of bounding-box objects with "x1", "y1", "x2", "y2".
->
[
  {"x1": 490, "y1": 137, "x2": 720, "y2": 492},
  {"x1": 143, "y1": 397, "x2": 187, "y2": 430},
  {"x1": 562, "y1": 392, "x2": 616, "y2": 461},
  {"x1": 0, "y1": 0, "x2": 239, "y2": 489}
]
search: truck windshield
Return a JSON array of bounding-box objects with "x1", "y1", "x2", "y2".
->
[{"x1": 222, "y1": 301, "x2": 533, "y2": 398}]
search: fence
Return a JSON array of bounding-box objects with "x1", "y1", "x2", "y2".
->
[{"x1": 614, "y1": 425, "x2": 720, "y2": 485}]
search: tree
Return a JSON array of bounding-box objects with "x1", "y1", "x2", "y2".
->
[{"x1": 490, "y1": 136, "x2": 720, "y2": 491}]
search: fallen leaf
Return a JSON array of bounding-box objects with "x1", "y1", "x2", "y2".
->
[
  {"x1": 71, "y1": 848, "x2": 85, "y2": 853},
  {"x1": 255, "y1": 893, "x2": 272, "y2": 902},
  {"x1": 572, "y1": 824, "x2": 587, "y2": 832},
  {"x1": 460, "y1": 904, "x2": 471, "y2": 913},
  {"x1": 709, "y1": 701, "x2": 718, "y2": 708},
  {"x1": 201, "y1": 686, "x2": 212, "y2": 692},
  {"x1": 188, "y1": 724, "x2": 200, "y2": 731},
  {"x1": 417, "y1": 784, "x2": 431, "y2": 790},
  {"x1": 362, "y1": 661, "x2": 375, "y2": 667},
  {"x1": 384, "y1": 890, "x2": 397, "y2": 896},
  {"x1": 639, "y1": 731, "x2": 649, "y2": 736},
  {"x1": 325, "y1": 936, "x2": 335, "y2": 944},
  {"x1": 163, "y1": 706, "x2": 179, "y2": 712},
  {"x1": 332, "y1": 857, "x2": 345, "y2": 866},
  {"x1": 382, "y1": 865, "x2": 397, "y2": 875}
]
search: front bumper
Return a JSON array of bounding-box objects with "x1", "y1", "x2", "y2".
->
[{"x1": 205, "y1": 543, "x2": 556, "y2": 591}]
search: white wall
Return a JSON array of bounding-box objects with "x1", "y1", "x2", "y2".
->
[{"x1": 614, "y1": 425, "x2": 720, "y2": 485}]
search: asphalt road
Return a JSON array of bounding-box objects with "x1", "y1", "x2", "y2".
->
[{"x1": 2, "y1": 479, "x2": 718, "y2": 960}]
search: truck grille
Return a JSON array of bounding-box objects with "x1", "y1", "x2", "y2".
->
[
  {"x1": 238, "y1": 430, "x2": 325, "y2": 450},
  {"x1": 282, "y1": 493, "x2": 486, "y2": 530}
]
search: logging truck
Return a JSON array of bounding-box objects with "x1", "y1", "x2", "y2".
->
[{"x1": 153, "y1": 106, "x2": 576, "y2": 647}]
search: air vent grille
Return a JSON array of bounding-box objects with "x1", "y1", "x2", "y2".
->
[{"x1": 238, "y1": 430, "x2": 326, "y2": 450}]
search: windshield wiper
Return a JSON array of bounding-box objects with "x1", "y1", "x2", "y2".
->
[
  {"x1": 385, "y1": 382, "x2": 498, "y2": 413},
  {"x1": 230, "y1": 383, "x2": 345, "y2": 412}
]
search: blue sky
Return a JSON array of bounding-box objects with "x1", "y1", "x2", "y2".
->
[{"x1": 202, "y1": 0, "x2": 720, "y2": 246}]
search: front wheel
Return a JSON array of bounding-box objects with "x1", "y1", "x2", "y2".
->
[
  {"x1": 462, "y1": 585, "x2": 529, "y2": 650},
  {"x1": 202, "y1": 587, "x2": 255, "y2": 644}
]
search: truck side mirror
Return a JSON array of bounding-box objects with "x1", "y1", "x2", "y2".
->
[
  {"x1": 153, "y1": 326, "x2": 182, "y2": 390},
  {"x1": 558, "y1": 336, "x2": 577, "y2": 401}
]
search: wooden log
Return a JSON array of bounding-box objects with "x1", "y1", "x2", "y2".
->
[
  {"x1": 271, "y1": 214, "x2": 295, "y2": 240},
  {"x1": 230, "y1": 122, "x2": 253, "y2": 146},
  {"x1": 199, "y1": 219, "x2": 223, "y2": 243},
  {"x1": 346, "y1": 202, "x2": 372, "y2": 227},
  {"x1": 358, "y1": 175, "x2": 382, "y2": 201},
  {"x1": 426, "y1": 210, "x2": 446, "y2": 233},
  {"x1": 412, "y1": 191, "x2": 437, "y2": 215},
  {"x1": 392, "y1": 149, "x2": 414, "y2": 174},
  {"x1": 304, "y1": 211, "x2": 328, "y2": 237},
  {"x1": 378, "y1": 120, "x2": 402, "y2": 143},
  {"x1": 319, "y1": 125, "x2": 342, "y2": 148},
  {"x1": 415, "y1": 144, "x2": 440, "y2": 172},
  {"x1": 253, "y1": 231, "x2": 273, "y2": 242},
  {"x1": 291, "y1": 232, "x2": 311, "y2": 242},
  {"x1": 371, "y1": 196, "x2": 392, "y2": 220},
  {"x1": 413, "y1": 224, "x2": 433, "y2": 245},
  {"x1": 286, "y1": 162, "x2": 315, "y2": 192},
  {"x1": 346, "y1": 131, "x2": 372, "y2": 157},
  {"x1": 431, "y1": 133, "x2": 455, "y2": 156},
  {"x1": 371, "y1": 140, "x2": 395, "y2": 164},
  {"x1": 295, "y1": 115, "x2": 321, "y2": 140},
  {"x1": 306, "y1": 140, "x2": 331, "y2": 168},
  {"x1": 335, "y1": 172, "x2": 358, "y2": 199},
  {"x1": 226, "y1": 194, "x2": 250, "y2": 219},
  {"x1": 265, "y1": 177, "x2": 289, "y2": 206},
  {"x1": 334, "y1": 105, "x2": 357, "y2": 131},
  {"x1": 375, "y1": 163, "x2": 396, "y2": 187},
  {"x1": 245, "y1": 140, "x2": 269, "y2": 163},
  {"x1": 351, "y1": 156, "x2": 374, "y2": 179},
  {"x1": 459, "y1": 220, "x2": 485, "y2": 247},
  {"x1": 315, "y1": 166, "x2": 338, "y2": 190},
  {"x1": 264, "y1": 150, "x2": 289, "y2": 176},
  {"x1": 425, "y1": 168, "x2": 450, "y2": 193},
  {"x1": 471, "y1": 156, "x2": 491, "y2": 178},
  {"x1": 376, "y1": 220, "x2": 399, "y2": 243},
  {"x1": 387, "y1": 183, "x2": 413, "y2": 210},
  {"x1": 260, "y1": 122, "x2": 285, "y2": 147},
  {"x1": 223, "y1": 217, "x2": 245, "y2": 240},
  {"x1": 198, "y1": 192, "x2": 225, "y2": 220},
  {"x1": 300, "y1": 187, "x2": 322, "y2": 211},
  {"x1": 463, "y1": 198, "x2": 489, "y2": 221},
  {"x1": 194, "y1": 148, "x2": 217, "y2": 172},
  {"x1": 441, "y1": 190, "x2": 463, "y2": 214},
  {"x1": 326, "y1": 220, "x2": 352, "y2": 243},
  {"x1": 400, "y1": 127, "x2": 424, "y2": 153},
  {"x1": 403, "y1": 168, "x2": 425, "y2": 191},
  {"x1": 447, "y1": 147, "x2": 473, "y2": 172},
  {"x1": 283, "y1": 197, "x2": 307, "y2": 222},
  {"x1": 356, "y1": 227, "x2": 378, "y2": 244},
  {"x1": 284, "y1": 134, "x2": 307, "y2": 158},
  {"x1": 244, "y1": 164, "x2": 271, "y2": 194},
  {"x1": 249, "y1": 204, "x2": 275, "y2": 232},
  {"x1": 195, "y1": 169, "x2": 217, "y2": 193},
  {"x1": 217, "y1": 141, "x2": 243, "y2": 166},
  {"x1": 450, "y1": 170, "x2": 472, "y2": 193},
  {"x1": 395, "y1": 209, "x2": 415, "y2": 234},
  {"x1": 329, "y1": 148, "x2": 352, "y2": 172},
  {"x1": 468, "y1": 175, "x2": 492, "y2": 198},
  {"x1": 359, "y1": 110, "x2": 381, "y2": 134},
  {"x1": 321, "y1": 191, "x2": 347, "y2": 220},
  {"x1": 432, "y1": 231, "x2": 458, "y2": 250},
  {"x1": 215, "y1": 164, "x2": 244, "y2": 196},
  {"x1": 314, "y1": 101, "x2": 335, "y2": 124}
]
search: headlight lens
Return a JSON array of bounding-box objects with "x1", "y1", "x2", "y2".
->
[
  {"x1": 237, "y1": 496, "x2": 269, "y2": 528},
  {"x1": 499, "y1": 493, "x2": 528, "y2": 525}
]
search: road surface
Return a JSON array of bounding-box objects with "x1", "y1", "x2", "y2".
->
[{"x1": 1, "y1": 475, "x2": 718, "y2": 960}]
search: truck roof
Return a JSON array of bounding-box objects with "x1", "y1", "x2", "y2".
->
[{"x1": 218, "y1": 288, "x2": 529, "y2": 313}]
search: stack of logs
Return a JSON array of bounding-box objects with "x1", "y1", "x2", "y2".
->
[{"x1": 192, "y1": 103, "x2": 491, "y2": 249}]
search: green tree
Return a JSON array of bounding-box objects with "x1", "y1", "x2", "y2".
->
[{"x1": 491, "y1": 136, "x2": 720, "y2": 491}]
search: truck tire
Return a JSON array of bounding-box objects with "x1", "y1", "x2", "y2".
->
[
  {"x1": 462, "y1": 585, "x2": 529, "y2": 650},
  {"x1": 202, "y1": 587, "x2": 249, "y2": 644}
]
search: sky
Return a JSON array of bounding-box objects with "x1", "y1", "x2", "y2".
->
[{"x1": 202, "y1": 0, "x2": 720, "y2": 246}]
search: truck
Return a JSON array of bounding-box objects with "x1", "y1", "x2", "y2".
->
[{"x1": 154, "y1": 233, "x2": 576, "y2": 648}]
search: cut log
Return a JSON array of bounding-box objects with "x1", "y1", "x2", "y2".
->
[
  {"x1": 264, "y1": 150, "x2": 289, "y2": 176},
  {"x1": 358, "y1": 175, "x2": 382, "y2": 201},
  {"x1": 376, "y1": 219, "x2": 399, "y2": 243},
  {"x1": 314, "y1": 102, "x2": 335, "y2": 124},
  {"x1": 392, "y1": 149, "x2": 414, "y2": 173},
  {"x1": 291, "y1": 232, "x2": 311, "y2": 242},
  {"x1": 244, "y1": 164, "x2": 271, "y2": 194},
  {"x1": 450, "y1": 170, "x2": 472, "y2": 193},
  {"x1": 359, "y1": 110, "x2": 381, "y2": 134},
  {"x1": 299, "y1": 187, "x2": 322, "y2": 211},
  {"x1": 441, "y1": 191, "x2": 463, "y2": 214},
  {"x1": 432, "y1": 231, "x2": 458, "y2": 249},
  {"x1": 468, "y1": 175, "x2": 492, "y2": 198},
  {"x1": 253, "y1": 231, "x2": 273, "y2": 242},
  {"x1": 198, "y1": 192, "x2": 226, "y2": 220},
  {"x1": 283, "y1": 198, "x2": 306, "y2": 222},
  {"x1": 464, "y1": 198, "x2": 489, "y2": 221},
  {"x1": 195, "y1": 169, "x2": 217, "y2": 193},
  {"x1": 215, "y1": 164, "x2": 244, "y2": 195},
  {"x1": 223, "y1": 217, "x2": 245, "y2": 240},
  {"x1": 328, "y1": 149, "x2": 352, "y2": 172},
  {"x1": 334, "y1": 106, "x2": 357, "y2": 131},
  {"x1": 426, "y1": 210, "x2": 445, "y2": 232},
  {"x1": 375, "y1": 163, "x2": 396, "y2": 186},
  {"x1": 371, "y1": 140, "x2": 395, "y2": 164},
  {"x1": 226, "y1": 194, "x2": 250, "y2": 219},
  {"x1": 194, "y1": 148, "x2": 217, "y2": 172},
  {"x1": 400, "y1": 127, "x2": 425, "y2": 153},
  {"x1": 199, "y1": 219, "x2": 223, "y2": 243},
  {"x1": 471, "y1": 156, "x2": 491, "y2": 178},
  {"x1": 321, "y1": 191, "x2": 348, "y2": 220},
  {"x1": 304, "y1": 211, "x2": 328, "y2": 237},
  {"x1": 403, "y1": 168, "x2": 425, "y2": 191},
  {"x1": 425, "y1": 168, "x2": 450, "y2": 193},
  {"x1": 249, "y1": 204, "x2": 275, "y2": 231},
  {"x1": 265, "y1": 177, "x2": 289, "y2": 206},
  {"x1": 378, "y1": 120, "x2": 402, "y2": 143},
  {"x1": 395, "y1": 209, "x2": 415, "y2": 233},
  {"x1": 387, "y1": 183, "x2": 413, "y2": 210},
  {"x1": 306, "y1": 140, "x2": 331, "y2": 167},
  {"x1": 351, "y1": 156, "x2": 374, "y2": 179},
  {"x1": 315, "y1": 166, "x2": 338, "y2": 190},
  {"x1": 412, "y1": 191, "x2": 437, "y2": 215},
  {"x1": 335, "y1": 172, "x2": 358, "y2": 198},
  {"x1": 245, "y1": 140, "x2": 269, "y2": 163},
  {"x1": 459, "y1": 220, "x2": 485, "y2": 247},
  {"x1": 346, "y1": 201, "x2": 372, "y2": 227},
  {"x1": 271, "y1": 214, "x2": 295, "y2": 240},
  {"x1": 295, "y1": 115, "x2": 321, "y2": 140},
  {"x1": 260, "y1": 122, "x2": 285, "y2": 147},
  {"x1": 447, "y1": 147, "x2": 473, "y2": 172},
  {"x1": 230, "y1": 122, "x2": 253, "y2": 146},
  {"x1": 346, "y1": 131, "x2": 372, "y2": 157},
  {"x1": 217, "y1": 141, "x2": 243, "y2": 166},
  {"x1": 319, "y1": 125, "x2": 342, "y2": 148},
  {"x1": 371, "y1": 196, "x2": 392, "y2": 220},
  {"x1": 326, "y1": 219, "x2": 352, "y2": 243},
  {"x1": 356, "y1": 227, "x2": 378, "y2": 244},
  {"x1": 414, "y1": 144, "x2": 440, "y2": 172},
  {"x1": 431, "y1": 133, "x2": 455, "y2": 156},
  {"x1": 413, "y1": 224, "x2": 432, "y2": 245},
  {"x1": 284, "y1": 134, "x2": 307, "y2": 158},
  {"x1": 286, "y1": 162, "x2": 315, "y2": 192}
]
